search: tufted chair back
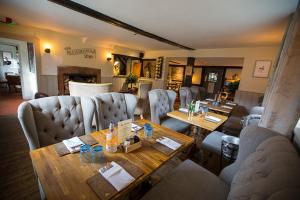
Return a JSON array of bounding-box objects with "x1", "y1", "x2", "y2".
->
[
  {"x1": 190, "y1": 86, "x2": 206, "y2": 100},
  {"x1": 93, "y1": 92, "x2": 137, "y2": 130},
  {"x1": 149, "y1": 89, "x2": 176, "y2": 124},
  {"x1": 179, "y1": 87, "x2": 193, "y2": 108},
  {"x1": 135, "y1": 81, "x2": 153, "y2": 116},
  {"x1": 18, "y1": 96, "x2": 95, "y2": 150}
]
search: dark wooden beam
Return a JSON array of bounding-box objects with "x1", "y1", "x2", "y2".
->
[{"x1": 48, "y1": 0, "x2": 194, "y2": 50}]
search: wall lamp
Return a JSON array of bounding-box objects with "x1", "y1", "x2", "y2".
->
[
  {"x1": 44, "y1": 43, "x2": 51, "y2": 53},
  {"x1": 106, "y1": 52, "x2": 112, "y2": 61}
]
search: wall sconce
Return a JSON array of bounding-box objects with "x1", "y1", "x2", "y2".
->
[
  {"x1": 45, "y1": 48, "x2": 51, "y2": 53},
  {"x1": 44, "y1": 43, "x2": 51, "y2": 53},
  {"x1": 106, "y1": 52, "x2": 112, "y2": 61}
]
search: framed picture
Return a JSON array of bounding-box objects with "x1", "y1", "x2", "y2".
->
[{"x1": 253, "y1": 60, "x2": 272, "y2": 78}]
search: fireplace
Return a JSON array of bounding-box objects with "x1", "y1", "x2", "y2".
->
[{"x1": 57, "y1": 66, "x2": 101, "y2": 95}]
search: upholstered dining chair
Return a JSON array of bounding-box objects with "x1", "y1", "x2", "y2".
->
[
  {"x1": 18, "y1": 96, "x2": 95, "y2": 150},
  {"x1": 179, "y1": 87, "x2": 193, "y2": 108},
  {"x1": 134, "y1": 81, "x2": 152, "y2": 117},
  {"x1": 69, "y1": 81, "x2": 112, "y2": 96},
  {"x1": 180, "y1": 86, "x2": 206, "y2": 108},
  {"x1": 17, "y1": 96, "x2": 95, "y2": 200},
  {"x1": 92, "y1": 92, "x2": 137, "y2": 130},
  {"x1": 149, "y1": 89, "x2": 190, "y2": 133}
]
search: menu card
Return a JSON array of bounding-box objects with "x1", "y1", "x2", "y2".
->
[{"x1": 118, "y1": 119, "x2": 132, "y2": 145}]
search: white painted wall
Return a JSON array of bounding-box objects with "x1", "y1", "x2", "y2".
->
[
  {"x1": 0, "y1": 24, "x2": 142, "y2": 95},
  {"x1": 145, "y1": 46, "x2": 279, "y2": 93}
]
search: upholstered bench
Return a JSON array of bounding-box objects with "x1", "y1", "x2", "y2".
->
[{"x1": 141, "y1": 125, "x2": 300, "y2": 200}]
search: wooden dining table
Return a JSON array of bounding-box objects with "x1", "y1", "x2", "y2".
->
[
  {"x1": 167, "y1": 110, "x2": 228, "y2": 132},
  {"x1": 30, "y1": 119, "x2": 194, "y2": 200}
]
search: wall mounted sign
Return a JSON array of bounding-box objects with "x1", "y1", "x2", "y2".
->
[
  {"x1": 64, "y1": 47, "x2": 96, "y2": 59},
  {"x1": 253, "y1": 60, "x2": 272, "y2": 78}
]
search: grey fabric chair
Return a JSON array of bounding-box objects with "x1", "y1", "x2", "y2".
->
[
  {"x1": 18, "y1": 96, "x2": 95, "y2": 150},
  {"x1": 141, "y1": 125, "x2": 300, "y2": 200},
  {"x1": 202, "y1": 111, "x2": 263, "y2": 156},
  {"x1": 134, "y1": 81, "x2": 152, "y2": 116},
  {"x1": 190, "y1": 86, "x2": 206, "y2": 100},
  {"x1": 17, "y1": 96, "x2": 95, "y2": 200},
  {"x1": 179, "y1": 87, "x2": 193, "y2": 108},
  {"x1": 179, "y1": 86, "x2": 206, "y2": 108},
  {"x1": 149, "y1": 89, "x2": 190, "y2": 133},
  {"x1": 93, "y1": 92, "x2": 137, "y2": 130},
  {"x1": 222, "y1": 106, "x2": 264, "y2": 136}
]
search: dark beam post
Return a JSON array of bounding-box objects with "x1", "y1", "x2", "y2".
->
[{"x1": 183, "y1": 57, "x2": 195, "y2": 87}]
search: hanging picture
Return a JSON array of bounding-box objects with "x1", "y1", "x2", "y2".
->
[
  {"x1": 253, "y1": 60, "x2": 272, "y2": 78},
  {"x1": 27, "y1": 42, "x2": 35, "y2": 73}
]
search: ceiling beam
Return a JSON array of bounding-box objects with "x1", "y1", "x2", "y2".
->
[{"x1": 48, "y1": 0, "x2": 194, "y2": 50}]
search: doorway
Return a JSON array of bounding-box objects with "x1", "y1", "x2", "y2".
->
[
  {"x1": 201, "y1": 67, "x2": 226, "y2": 99},
  {"x1": 0, "y1": 37, "x2": 38, "y2": 100}
]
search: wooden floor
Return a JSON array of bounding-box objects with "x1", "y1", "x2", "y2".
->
[
  {"x1": 0, "y1": 89, "x2": 40, "y2": 199},
  {"x1": 0, "y1": 114, "x2": 40, "y2": 200}
]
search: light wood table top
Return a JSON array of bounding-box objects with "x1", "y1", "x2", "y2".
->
[
  {"x1": 167, "y1": 110, "x2": 228, "y2": 131},
  {"x1": 30, "y1": 119, "x2": 194, "y2": 200}
]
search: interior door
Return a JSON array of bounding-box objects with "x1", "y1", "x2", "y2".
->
[{"x1": 201, "y1": 67, "x2": 225, "y2": 99}]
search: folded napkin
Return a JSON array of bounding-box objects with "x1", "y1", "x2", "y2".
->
[
  {"x1": 99, "y1": 161, "x2": 135, "y2": 191},
  {"x1": 221, "y1": 105, "x2": 233, "y2": 109},
  {"x1": 200, "y1": 101, "x2": 208, "y2": 105},
  {"x1": 226, "y1": 102, "x2": 236, "y2": 106},
  {"x1": 131, "y1": 123, "x2": 142, "y2": 132},
  {"x1": 62, "y1": 137, "x2": 84, "y2": 153},
  {"x1": 156, "y1": 137, "x2": 182, "y2": 150},
  {"x1": 179, "y1": 108, "x2": 188, "y2": 113},
  {"x1": 205, "y1": 115, "x2": 221, "y2": 123}
]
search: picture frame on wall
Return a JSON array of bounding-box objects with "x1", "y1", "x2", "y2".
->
[{"x1": 253, "y1": 60, "x2": 272, "y2": 78}]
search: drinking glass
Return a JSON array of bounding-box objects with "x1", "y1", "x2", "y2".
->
[
  {"x1": 144, "y1": 123, "x2": 153, "y2": 139},
  {"x1": 80, "y1": 144, "x2": 92, "y2": 163}
]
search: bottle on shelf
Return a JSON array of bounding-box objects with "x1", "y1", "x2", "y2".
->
[{"x1": 106, "y1": 122, "x2": 118, "y2": 153}]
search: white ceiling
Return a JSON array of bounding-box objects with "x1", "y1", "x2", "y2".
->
[{"x1": 0, "y1": 0, "x2": 298, "y2": 50}]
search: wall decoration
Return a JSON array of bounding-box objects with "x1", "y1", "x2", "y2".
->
[
  {"x1": 27, "y1": 43, "x2": 35, "y2": 73},
  {"x1": 2, "y1": 51, "x2": 12, "y2": 65},
  {"x1": 155, "y1": 57, "x2": 163, "y2": 79},
  {"x1": 253, "y1": 60, "x2": 272, "y2": 78},
  {"x1": 113, "y1": 61, "x2": 120, "y2": 76},
  {"x1": 64, "y1": 47, "x2": 96, "y2": 59},
  {"x1": 142, "y1": 59, "x2": 156, "y2": 78}
]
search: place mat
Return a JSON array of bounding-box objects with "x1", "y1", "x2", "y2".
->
[
  {"x1": 54, "y1": 135, "x2": 98, "y2": 157},
  {"x1": 87, "y1": 159, "x2": 144, "y2": 200},
  {"x1": 152, "y1": 137, "x2": 183, "y2": 156}
]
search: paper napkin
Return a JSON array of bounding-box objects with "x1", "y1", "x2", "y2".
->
[
  {"x1": 62, "y1": 137, "x2": 84, "y2": 153},
  {"x1": 99, "y1": 161, "x2": 135, "y2": 191},
  {"x1": 156, "y1": 137, "x2": 182, "y2": 150},
  {"x1": 205, "y1": 115, "x2": 221, "y2": 123}
]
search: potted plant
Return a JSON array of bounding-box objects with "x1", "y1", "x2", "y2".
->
[{"x1": 125, "y1": 73, "x2": 138, "y2": 90}]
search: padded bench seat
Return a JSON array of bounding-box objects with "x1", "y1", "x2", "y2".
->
[{"x1": 141, "y1": 159, "x2": 229, "y2": 200}]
